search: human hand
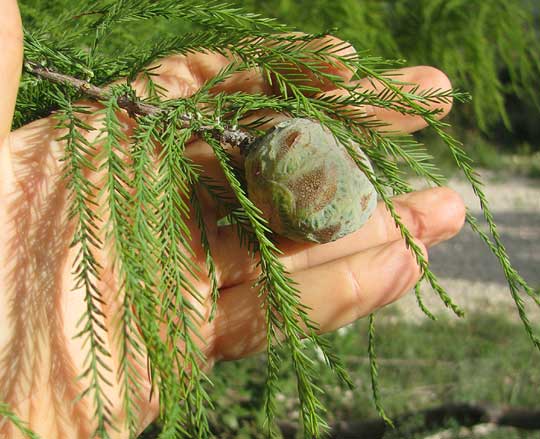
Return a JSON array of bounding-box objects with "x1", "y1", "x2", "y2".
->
[{"x1": 0, "y1": 2, "x2": 465, "y2": 437}]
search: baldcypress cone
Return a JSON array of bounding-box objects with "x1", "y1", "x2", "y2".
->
[{"x1": 244, "y1": 118, "x2": 377, "y2": 243}]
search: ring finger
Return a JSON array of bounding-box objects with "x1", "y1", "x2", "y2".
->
[{"x1": 211, "y1": 237, "x2": 426, "y2": 361}]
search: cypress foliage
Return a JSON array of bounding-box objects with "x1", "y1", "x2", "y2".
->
[
  {"x1": 2, "y1": 1, "x2": 539, "y2": 437},
  {"x1": 235, "y1": 0, "x2": 540, "y2": 132}
]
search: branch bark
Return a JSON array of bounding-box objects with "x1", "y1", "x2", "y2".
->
[{"x1": 24, "y1": 60, "x2": 256, "y2": 149}]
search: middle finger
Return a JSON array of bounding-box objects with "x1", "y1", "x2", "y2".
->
[{"x1": 213, "y1": 187, "x2": 465, "y2": 288}]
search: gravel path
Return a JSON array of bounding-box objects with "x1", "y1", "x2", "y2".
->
[{"x1": 392, "y1": 173, "x2": 540, "y2": 323}]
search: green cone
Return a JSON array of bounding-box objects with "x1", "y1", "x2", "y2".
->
[{"x1": 245, "y1": 118, "x2": 377, "y2": 243}]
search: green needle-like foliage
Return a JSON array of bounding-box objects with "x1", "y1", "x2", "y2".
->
[
  {"x1": 367, "y1": 314, "x2": 393, "y2": 427},
  {"x1": 235, "y1": 0, "x2": 540, "y2": 132},
  {"x1": 0, "y1": 402, "x2": 42, "y2": 439},
  {"x1": 98, "y1": 87, "x2": 148, "y2": 435},
  {"x1": 56, "y1": 95, "x2": 115, "y2": 438},
  {"x1": 4, "y1": 1, "x2": 539, "y2": 438}
]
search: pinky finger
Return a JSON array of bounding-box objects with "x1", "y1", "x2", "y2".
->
[{"x1": 210, "y1": 237, "x2": 426, "y2": 361}]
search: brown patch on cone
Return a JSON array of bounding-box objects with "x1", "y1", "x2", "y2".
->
[
  {"x1": 361, "y1": 193, "x2": 370, "y2": 211},
  {"x1": 284, "y1": 131, "x2": 300, "y2": 148},
  {"x1": 314, "y1": 223, "x2": 340, "y2": 242},
  {"x1": 276, "y1": 130, "x2": 301, "y2": 160},
  {"x1": 287, "y1": 165, "x2": 337, "y2": 212}
]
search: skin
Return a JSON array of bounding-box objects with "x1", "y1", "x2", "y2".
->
[{"x1": 0, "y1": 1, "x2": 466, "y2": 437}]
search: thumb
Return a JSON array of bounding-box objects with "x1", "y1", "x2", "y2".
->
[{"x1": 0, "y1": 0, "x2": 23, "y2": 141}]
